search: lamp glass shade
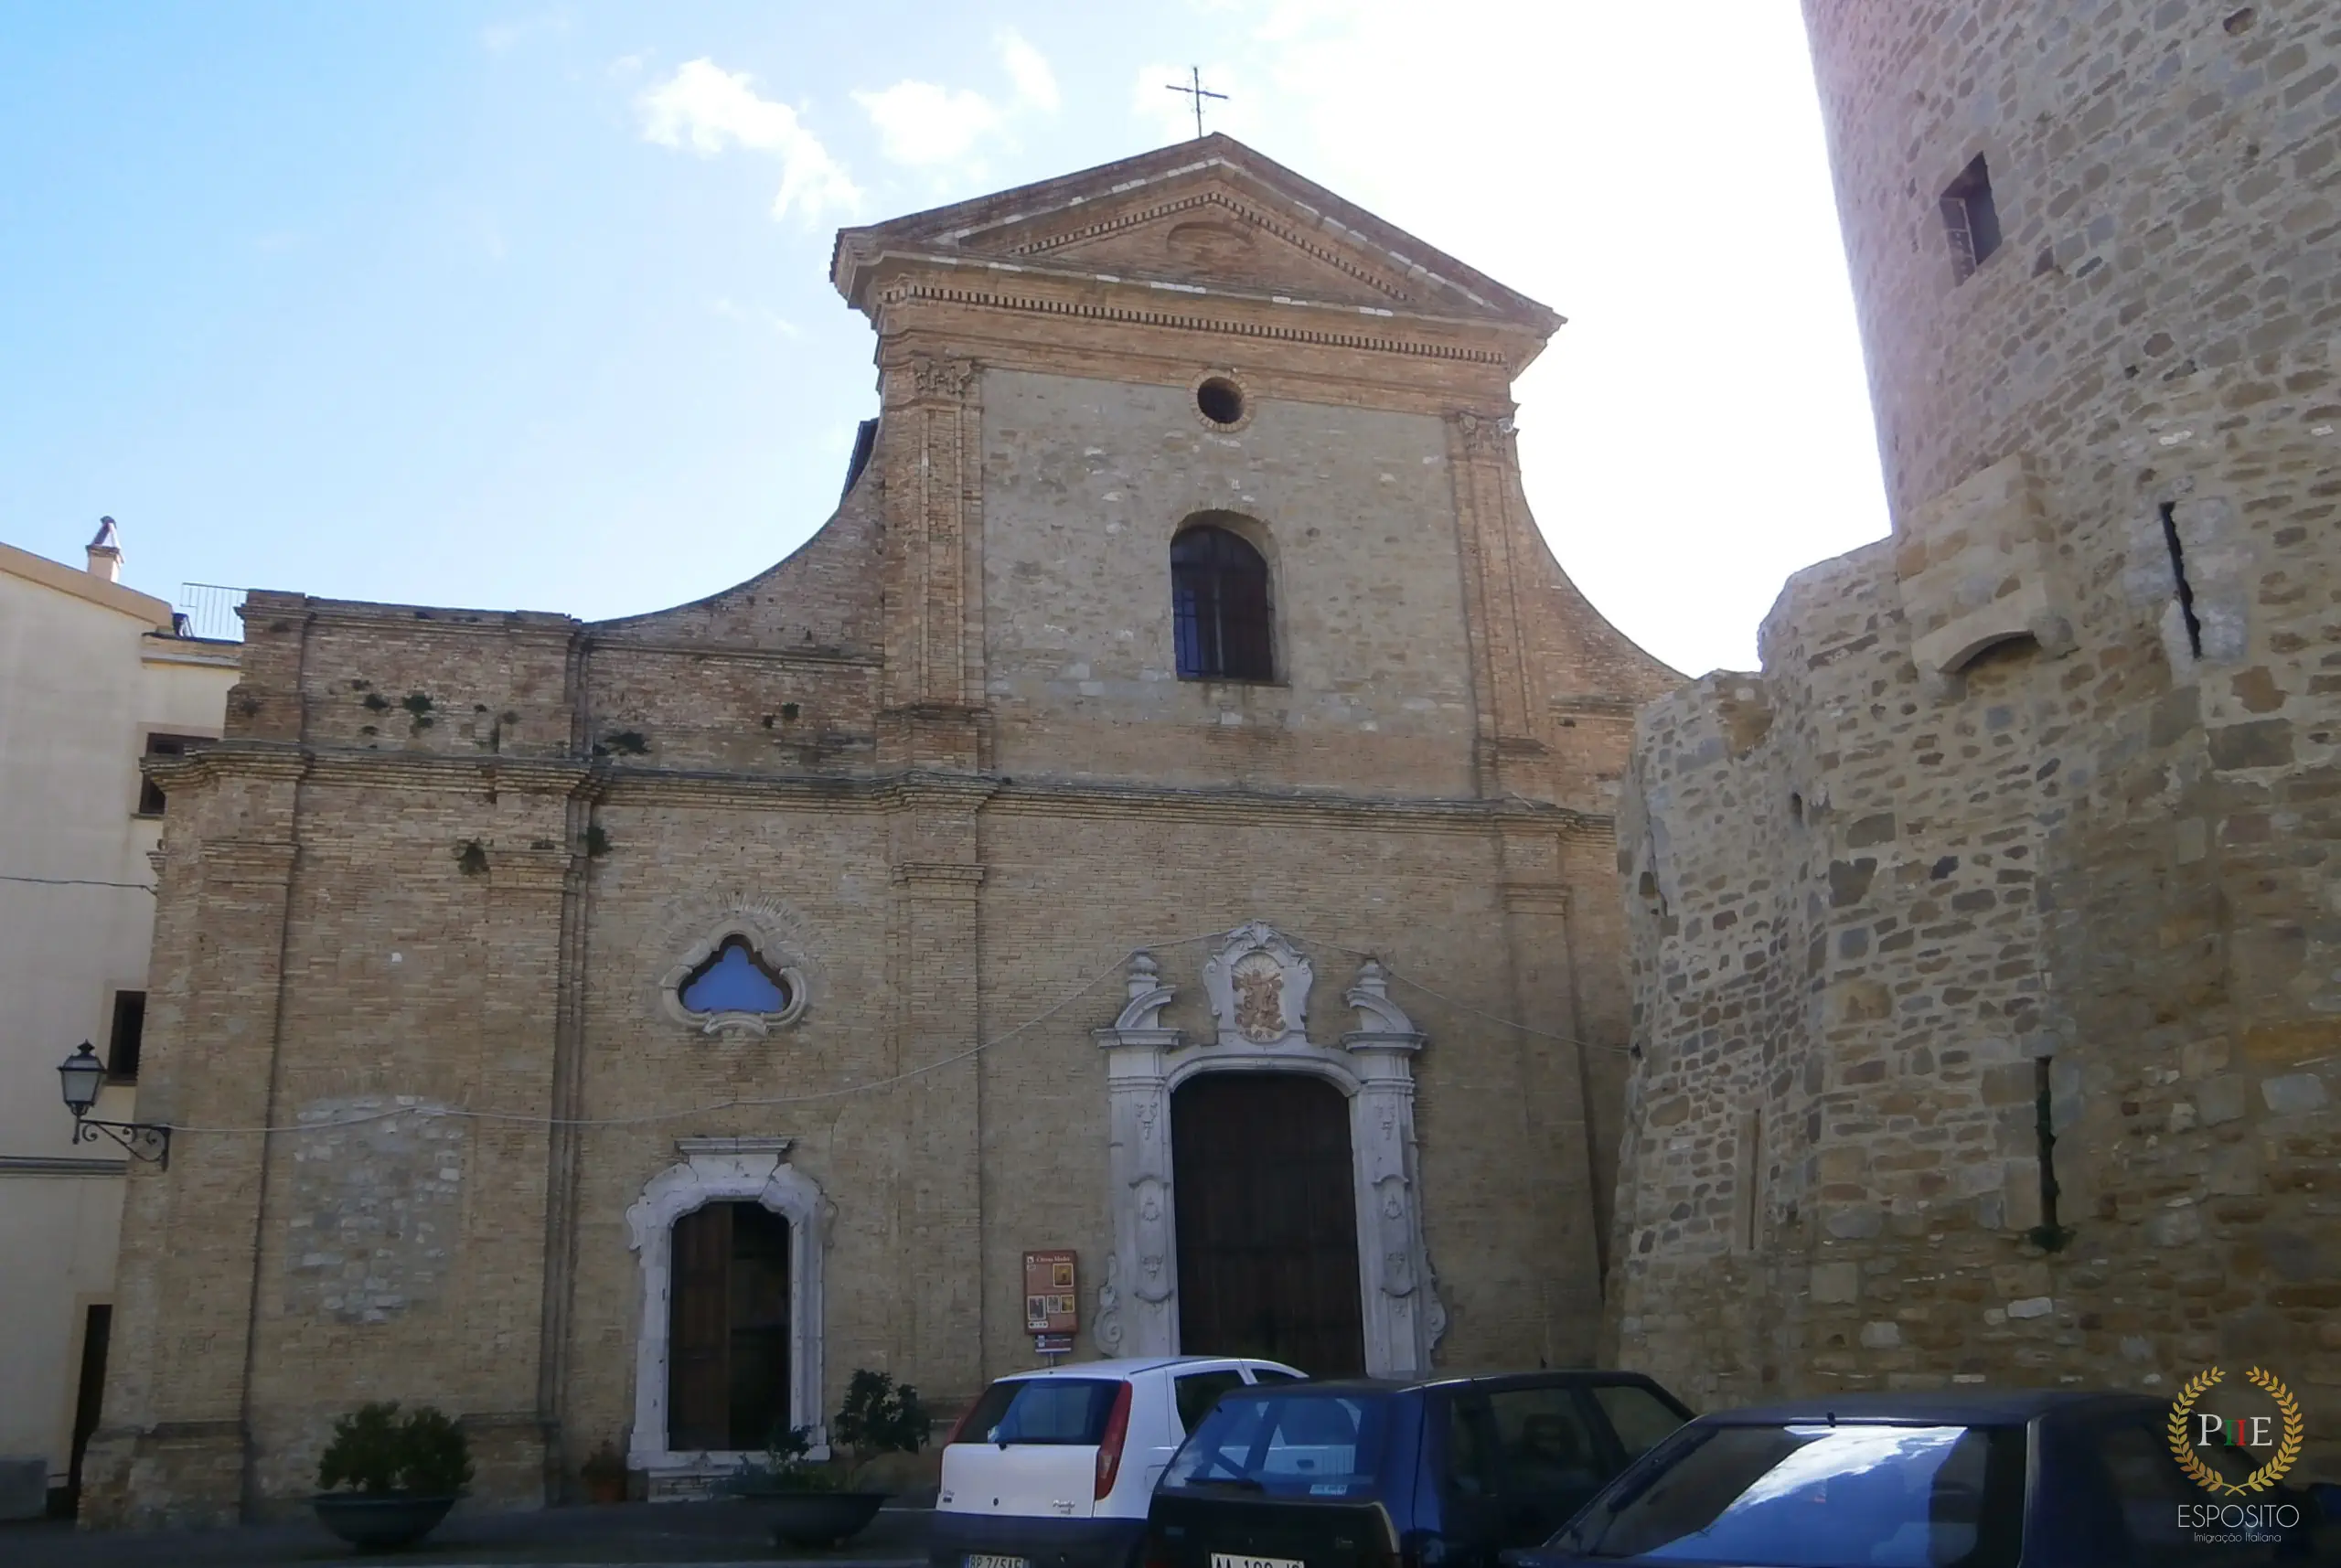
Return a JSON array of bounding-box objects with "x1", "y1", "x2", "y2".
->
[{"x1": 59, "y1": 1042, "x2": 106, "y2": 1113}]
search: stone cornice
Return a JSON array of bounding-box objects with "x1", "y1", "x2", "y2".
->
[
  {"x1": 145, "y1": 744, "x2": 306, "y2": 792},
  {"x1": 258, "y1": 602, "x2": 583, "y2": 641},
  {"x1": 870, "y1": 251, "x2": 1523, "y2": 343},
  {"x1": 878, "y1": 769, "x2": 1004, "y2": 812},
  {"x1": 890, "y1": 861, "x2": 988, "y2": 886},
  {"x1": 151, "y1": 742, "x2": 599, "y2": 799},
  {"x1": 986, "y1": 773, "x2": 1606, "y2": 834},
  {"x1": 580, "y1": 636, "x2": 881, "y2": 671},
  {"x1": 141, "y1": 744, "x2": 1618, "y2": 837},
  {"x1": 867, "y1": 270, "x2": 1540, "y2": 373}
]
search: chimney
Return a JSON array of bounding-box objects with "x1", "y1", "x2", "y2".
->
[{"x1": 86, "y1": 517, "x2": 123, "y2": 582}]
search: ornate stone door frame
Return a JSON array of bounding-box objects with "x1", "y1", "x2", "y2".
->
[
  {"x1": 625, "y1": 1137, "x2": 829, "y2": 1475},
  {"x1": 1091, "y1": 924, "x2": 1441, "y2": 1375}
]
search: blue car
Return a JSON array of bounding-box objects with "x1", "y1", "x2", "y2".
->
[
  {"x1": 1513, "y1": 1389, "x2": 2333, "y2": 1566},
  {"x1": 1139, "y1": 1371, "x2": 1694, "y2": 1568}
]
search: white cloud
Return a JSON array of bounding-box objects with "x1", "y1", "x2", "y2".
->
[
  {"x1": 852, "y1": 80, "x2": 1004, "y2": 166},
  {"x1": 852, "y1": 34, "x2": 1060, "y2": 169},
  {"x1": 999, "y1": 30, "x2": 1060, "y2": 112},
  {"x1": 1194, "y1": 0, "x2": 1890, "y2": 677},
  {"x1": 480, "y1": 12, "x2": 568, "y2": 54},
  {"x1": 711, "y1": 297, "x2": 801, "y2": 337},
  {"x1": 638, "y1": 58, "x2": 861, "y2": 223}
]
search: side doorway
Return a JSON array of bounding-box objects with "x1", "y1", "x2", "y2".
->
[{"x1": 668, "y1": 1201, "x2": 792, "y2": 1451}]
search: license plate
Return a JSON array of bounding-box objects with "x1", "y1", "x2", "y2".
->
[
  {"x1": 967, "y1": 1556, "x2": 1027, "y2": 1568},
  {"x1": 1212, "y1": 1556, "x2": 1303, "y2": 1568}
]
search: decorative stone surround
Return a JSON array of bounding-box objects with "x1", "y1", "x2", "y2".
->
[
  {"x1": 625, "y1": 1138, "x2": 828, "y2": 1474},
  {"x1": 1092, "y1": 931, "x2": 1443, "y2": 1375},
  {"x1": 657, "y1": 901, "x2": 812, "y2": 1038}
]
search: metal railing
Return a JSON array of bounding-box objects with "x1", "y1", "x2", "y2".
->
[{"x1": 173, "y1": 582, "x2": 248, "y2": 641}]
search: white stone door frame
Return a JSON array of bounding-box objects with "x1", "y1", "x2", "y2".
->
[
  {"x1": 1090, "y1": 925, "x2": 1442, "y2": 1376},
  {"x1": 625, "y1": 1136, "x2": 828, "y2": 1474}
]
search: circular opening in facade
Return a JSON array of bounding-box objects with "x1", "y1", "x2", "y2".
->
[{"x1": 1196, "y1": 377, "x2": 1245, "y2": 426}]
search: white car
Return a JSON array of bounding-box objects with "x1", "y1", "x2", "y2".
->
[{"x1": 929, "y1": 1355, "x2": 1305, "y2": 1568}]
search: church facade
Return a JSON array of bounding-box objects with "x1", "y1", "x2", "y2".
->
[{"x1": 86, "y1": 136, "x2": 1676, "y2": 1525}]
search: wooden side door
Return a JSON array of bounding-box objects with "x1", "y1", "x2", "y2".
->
[
  {"x1": 668, "y1": 1203, "x2": 733, "y2": 1450},
  {"x1": 727, "y1": 1203, "x2": 792, "y2": 1449}
]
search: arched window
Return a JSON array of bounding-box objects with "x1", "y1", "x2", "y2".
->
[{"x1": 1171, "y1": 524, "x2": 1274, "y2": 681}]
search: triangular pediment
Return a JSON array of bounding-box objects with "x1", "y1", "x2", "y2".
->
[
  {"x1": 832, "y1": 135, "x2": 1558, "y2": 335},
  {"x1": 975, "y1": 184, "x2": 1415, "y2": 310}
]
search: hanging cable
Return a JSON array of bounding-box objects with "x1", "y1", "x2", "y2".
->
[
  {"x1": 2, "y1": 873, "x2": 157, "y2": 892},
  {"x1": 154, "y1": 922, "x2": 1632, "y2": 1138}
]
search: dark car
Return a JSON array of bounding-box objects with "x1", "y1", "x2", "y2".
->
[
  {"x1": 1138, "y1": 1371, "x2": 1694, "y2": 1568},
  {"x1": 1513, "y1": 1389, "x2": 2333, "y2": 1566}
]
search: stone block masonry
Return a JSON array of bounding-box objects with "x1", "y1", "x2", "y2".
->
[{"x1": 1608, "y1": 0, "x2": 2340, "y2": 1476}]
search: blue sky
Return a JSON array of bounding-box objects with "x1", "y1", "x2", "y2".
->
[{"x1": 0, "y1": 1, "x2": 1887, "y2": 676}]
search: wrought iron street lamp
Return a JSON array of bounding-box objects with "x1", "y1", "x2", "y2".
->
[{"x1": 56, "y1": 1042, "x2": 171, "y2": 1167}]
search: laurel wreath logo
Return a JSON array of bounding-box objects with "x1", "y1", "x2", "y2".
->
[{"x1": 2166, "y1": 1365, "x2": 2304, "y2": 1496}]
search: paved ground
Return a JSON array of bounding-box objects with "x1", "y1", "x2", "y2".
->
[{"x1": 0, "y1": 1499, "x2": 934, "y2": 1568}]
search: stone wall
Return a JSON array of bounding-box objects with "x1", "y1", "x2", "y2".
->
[{"x1": 1606, "y1": 0, "x2": 2340, "y2": 1470}]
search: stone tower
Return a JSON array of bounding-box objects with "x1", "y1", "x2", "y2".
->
[{"x1": 1607, "y1": 0, "x2": 2340, "y2": 1460}]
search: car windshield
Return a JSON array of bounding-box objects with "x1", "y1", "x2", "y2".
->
[
  {"x1": 1560, "y1": 1423, "x2": 2026, "y2": 1567},
  {"x1": 957, "y1": 1378, "x2": 1124, "y2": 1446},
  {"x1": 1161, "y1": 1391, "x2": 1392, "y2": 1499}
]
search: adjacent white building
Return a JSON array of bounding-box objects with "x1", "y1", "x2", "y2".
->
[{"x1": 0, "y1": 524, "x2": 238, "y2": 1518}]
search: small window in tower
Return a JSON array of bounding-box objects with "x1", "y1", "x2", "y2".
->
[
  {"x1": 108, "y1": 990, "x2": 147, "y2": 1082},
  {"x1": 1171, "y1": 523, "x2": 1274, "y2": 682},
  {"x1": 1940, "y1": 155, "x2": 2002, "y2": 283},
  {"x1": 134, "y1": 732, "x2": 212, "y2": 816}
]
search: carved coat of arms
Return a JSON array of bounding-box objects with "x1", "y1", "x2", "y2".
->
[{"x1": 1231, "y1": 953, "x2": 1285, "y2": 1042}]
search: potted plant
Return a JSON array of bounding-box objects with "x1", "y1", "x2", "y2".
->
[
  {"x1": 311, "y1": 1402, "x2": 473, "y2": 1551},
  {"x1": 834, "y1": 1370, "x2": 935, "y2": 1502},
  {"x1": 580, "y1": 1440, "x2": 629, "y2": 1505},
  {"x1": 722, "y1": 1424, "x2": 887, "y2": 1549}
]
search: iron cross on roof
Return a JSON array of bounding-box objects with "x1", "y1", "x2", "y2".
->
[{"x1": 1165, "y1": 66, "x2": 1227, "y2": 139}]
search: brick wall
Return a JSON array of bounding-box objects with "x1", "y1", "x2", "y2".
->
[{"x1": 85, "y1": 140, "x2": 1680, "y2": 1526}]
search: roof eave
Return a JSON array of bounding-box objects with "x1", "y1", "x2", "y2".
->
[{"x1": 844, "y1": 244, "x2": 1560, "y2": 345}]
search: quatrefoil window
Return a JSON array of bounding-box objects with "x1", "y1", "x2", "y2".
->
[
  {"x1": 662, "y1": 927, "x2": 808, "y2": 1038},
  {"x1": 680, "y1": 937, "x2": 792, "y2": 1016}
]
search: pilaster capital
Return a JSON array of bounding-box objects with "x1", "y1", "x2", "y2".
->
[
  {"x1": 1448, "y1": 408, "x2": 1517, "y2": 459},
  {"x1": 901, "y1": 350, "x2": 978, "y2": 401}
]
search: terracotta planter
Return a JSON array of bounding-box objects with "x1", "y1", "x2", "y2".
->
[
  {"x1": 311, "y1": 1491, "x2": 457, "y2": 1551},
  {"x1": 753, "y1": 1488, "x2": 889, "y2": 1548}
]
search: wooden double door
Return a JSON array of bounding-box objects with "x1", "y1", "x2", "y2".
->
[
  {"x1": 668, "y1": 1201, "x2": 792, "y2": 1450},
  {"x1": 1171, "y1": 1072, "x2": 1366, "y2": 1376}
]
